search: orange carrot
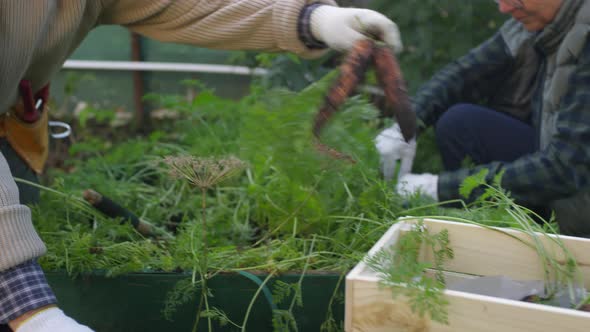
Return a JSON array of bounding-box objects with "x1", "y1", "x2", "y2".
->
[
  {"x1": 313, "y1": 40, "x2": 374, "y2": 163},
  {"x1": 313, "y1": 40, "x2": 416, "y2": 162},
  {"x1": 373, "y1": 45, "x2": 415, "y2": 142}
]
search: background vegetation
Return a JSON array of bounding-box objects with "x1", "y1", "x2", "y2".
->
[
  {"x1": 35, "y1": 2, "x2": 519, "y2": 331},
  {"x1": 40, "y1": 0, "x2": 515, "y2": 275}
]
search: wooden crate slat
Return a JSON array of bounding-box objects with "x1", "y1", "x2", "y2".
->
[
  {"x1": 346, "y1": 218, "x2": 590, "y2": 331},
  {"x1": 421, "y1": 219, "x2": 590, "y2": 289}
]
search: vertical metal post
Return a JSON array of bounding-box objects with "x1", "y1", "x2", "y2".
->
[{"x1": 130, "y1": 32, "x2": 149, "y2": 132}]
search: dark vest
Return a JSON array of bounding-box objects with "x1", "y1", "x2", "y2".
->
[{"x1": 497, "y1": 0, "x2": 590, "y2": 236}]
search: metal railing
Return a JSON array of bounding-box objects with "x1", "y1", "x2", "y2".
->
[{"x1": 62, "y1": 60, "x2": 269, "y2": 76}]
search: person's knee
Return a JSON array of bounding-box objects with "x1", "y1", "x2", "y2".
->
[{"x1": 435, "y1": 103, "x2": 475, "y2": 144}]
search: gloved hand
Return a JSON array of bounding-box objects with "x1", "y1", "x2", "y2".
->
[
  {"x1": 396, "y1": 173, "x2": 439, "y2": 201},
  {"x1": 310, "y1": 6, "x2": 403, "y2": 53},
  {"x1": 375, "y1": 123, "x2": 416, "y2": 180},
  {"x1": 13, "y1": 307, "x2": 93, "y2": 332}
]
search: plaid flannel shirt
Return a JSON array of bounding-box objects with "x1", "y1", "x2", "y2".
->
[
  {"x1": 0, "y1": 260, "x2": 56, "y2": 324},
  {"x1": 414, "y1": 26, "x2": 590, "y2": 207}
]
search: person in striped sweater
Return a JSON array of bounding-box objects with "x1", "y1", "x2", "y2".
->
[{"x1": 0, "y1": 1, "x2": 403, "y2": 331}]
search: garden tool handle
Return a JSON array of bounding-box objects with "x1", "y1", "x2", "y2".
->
[
  {"x1": 83, "y1": 189, "x2": 172, "y2": 240},
  {"x1": 83, "y1": 189, "x2": 142, "y2": 228}
]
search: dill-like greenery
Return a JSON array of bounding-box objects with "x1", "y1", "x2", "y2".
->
[
  {"x1": 32, "y1": 74, "x2": 572, "y2": 330},
  {"x1": 365, "y1": 221, "x2": 454, "y2": 324},
  {"x1": 459, "y1": 169, "x2": 584, "y2": 306}
]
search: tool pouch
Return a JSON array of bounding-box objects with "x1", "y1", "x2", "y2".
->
[
  {"x1": 0, "y1": 104, "x2": 49, "y2": 174},
  {"x1": 0, "y1": 81, "x2": 51, "y2": 174}
]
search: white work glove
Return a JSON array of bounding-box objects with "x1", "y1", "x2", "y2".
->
[
  {"x1": 15, "y1": 307, "x2": 93, "y2": 332},
  {"x1": 396, "y1": 173, "x2": 439, "y2": 201},
  {"x1": 375, "y1": 124, "x2": 416, "y2": 180},
  {"x1": 310, "y1": 6, "x2": 403, "y2": 53}
]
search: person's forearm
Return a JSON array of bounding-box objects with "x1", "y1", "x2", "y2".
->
[
  {"x1": 0, "y1": 152, "x2": 46, "y2": 271},
  {"x1": 438, "y1": 54, "x2": 590, "y2": 205},
  {"x1": 0, "y1": 207, "x2": 45, "y2": 271},
  {"x1": 413, "y1": 32, "x2": 512, "y2": 128},
  {"x1": 99, "y1": 0, "x2": 336, "y2": 58},
  {"x1": 438, "y1": 152, "x2": 585, "y2": 206}
]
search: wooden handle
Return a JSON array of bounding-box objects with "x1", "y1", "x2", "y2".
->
[
  {"x1": 83, "y1": 189, "x2": 173, "y2": 240},
  {"x1": 83, "y1": 189, "x2": 141, "y2": 229}
]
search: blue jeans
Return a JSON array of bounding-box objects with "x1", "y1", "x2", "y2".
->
[{"x1": 435, "y1": 103, "x2": 535, "y2": 171}]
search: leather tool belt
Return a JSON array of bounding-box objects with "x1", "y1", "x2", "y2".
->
[{"x1": 0, "y1": 81, "x2": 50, "y2": 174}]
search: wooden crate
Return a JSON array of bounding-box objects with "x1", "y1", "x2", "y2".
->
[{"x1": 345, "y1": 218, "x2": 590, "y2": 332}]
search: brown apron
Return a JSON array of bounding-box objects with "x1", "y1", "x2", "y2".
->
[{"x1": 0, "y1": 81, "x2": 50, "y2": 174}]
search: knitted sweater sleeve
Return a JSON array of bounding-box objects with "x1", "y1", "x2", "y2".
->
[
  {"x1": 0, "y1": 153, "x2": 46, "y2": 271},
  {"x1": 99, "y1": 0, "x2": 336, "y2": 58}
]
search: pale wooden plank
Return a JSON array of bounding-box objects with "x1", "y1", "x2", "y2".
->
[
  {"x1": 418, "y1": 218, "x2": 590, "y2": 289},
  {"x1": 347, "y1": 279, "x2": 590, "y2": 332},
  {"x1": 345, "y1": 218, "x2": 590, "y2": 331},
  {"x1": 347, "y1": 279, "x2": 433, "y2": 332},
  {"x1": 345, "y1": 273, "x2": 354, "y2": 332},
  {"x1": 443, "y1": 289, "x2": 590, "y2": 332},
  {"x1": 347, "y1": 222, "x2": 407, "y2": 279}
]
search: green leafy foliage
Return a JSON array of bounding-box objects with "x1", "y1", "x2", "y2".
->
[
  {"x1": 453, "y1": 171, "x2": 583, "y2": 304},
  {"x1": 272, "y1": 280, "x2": 299, "y2": 305},
  {"x1": 272, "y1": 309, "x2": 298, "y2": 332},
  {"x1": 228, "y1": 1, "x2": 505, "y2": 96},
  {"x1": 370, "y1": 0, "x2": 505, "y2": 93},
  {"x1": 162, "y1": 278, "x2": 200, "y2": 321},
  {"x1": 459, "y1": 168, "x2": 490, "y2": 200},
  {"x1": 223, "y1": 1, "x2": 508, "y2": 177},
  {"x1": 35, "y1": 71, "x2": 519, "y2": 330},
  {"x1": 34, "y1": 3, "x2": 551, "y2": 328},
  {"x1": 33, "y1": 88, "x2": 560, "y2": 332},
  {"x1": 365, "y1": 221, "x2": 454, "y2": 324}
]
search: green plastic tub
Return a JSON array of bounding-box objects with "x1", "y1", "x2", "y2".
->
[{"x1": 46, "y1": 271, "x2": 344, "y2": 331}]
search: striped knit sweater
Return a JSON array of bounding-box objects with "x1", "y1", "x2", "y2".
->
[{"x1": 0, "y1": 0, "x2": 334, "y2": 271}]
